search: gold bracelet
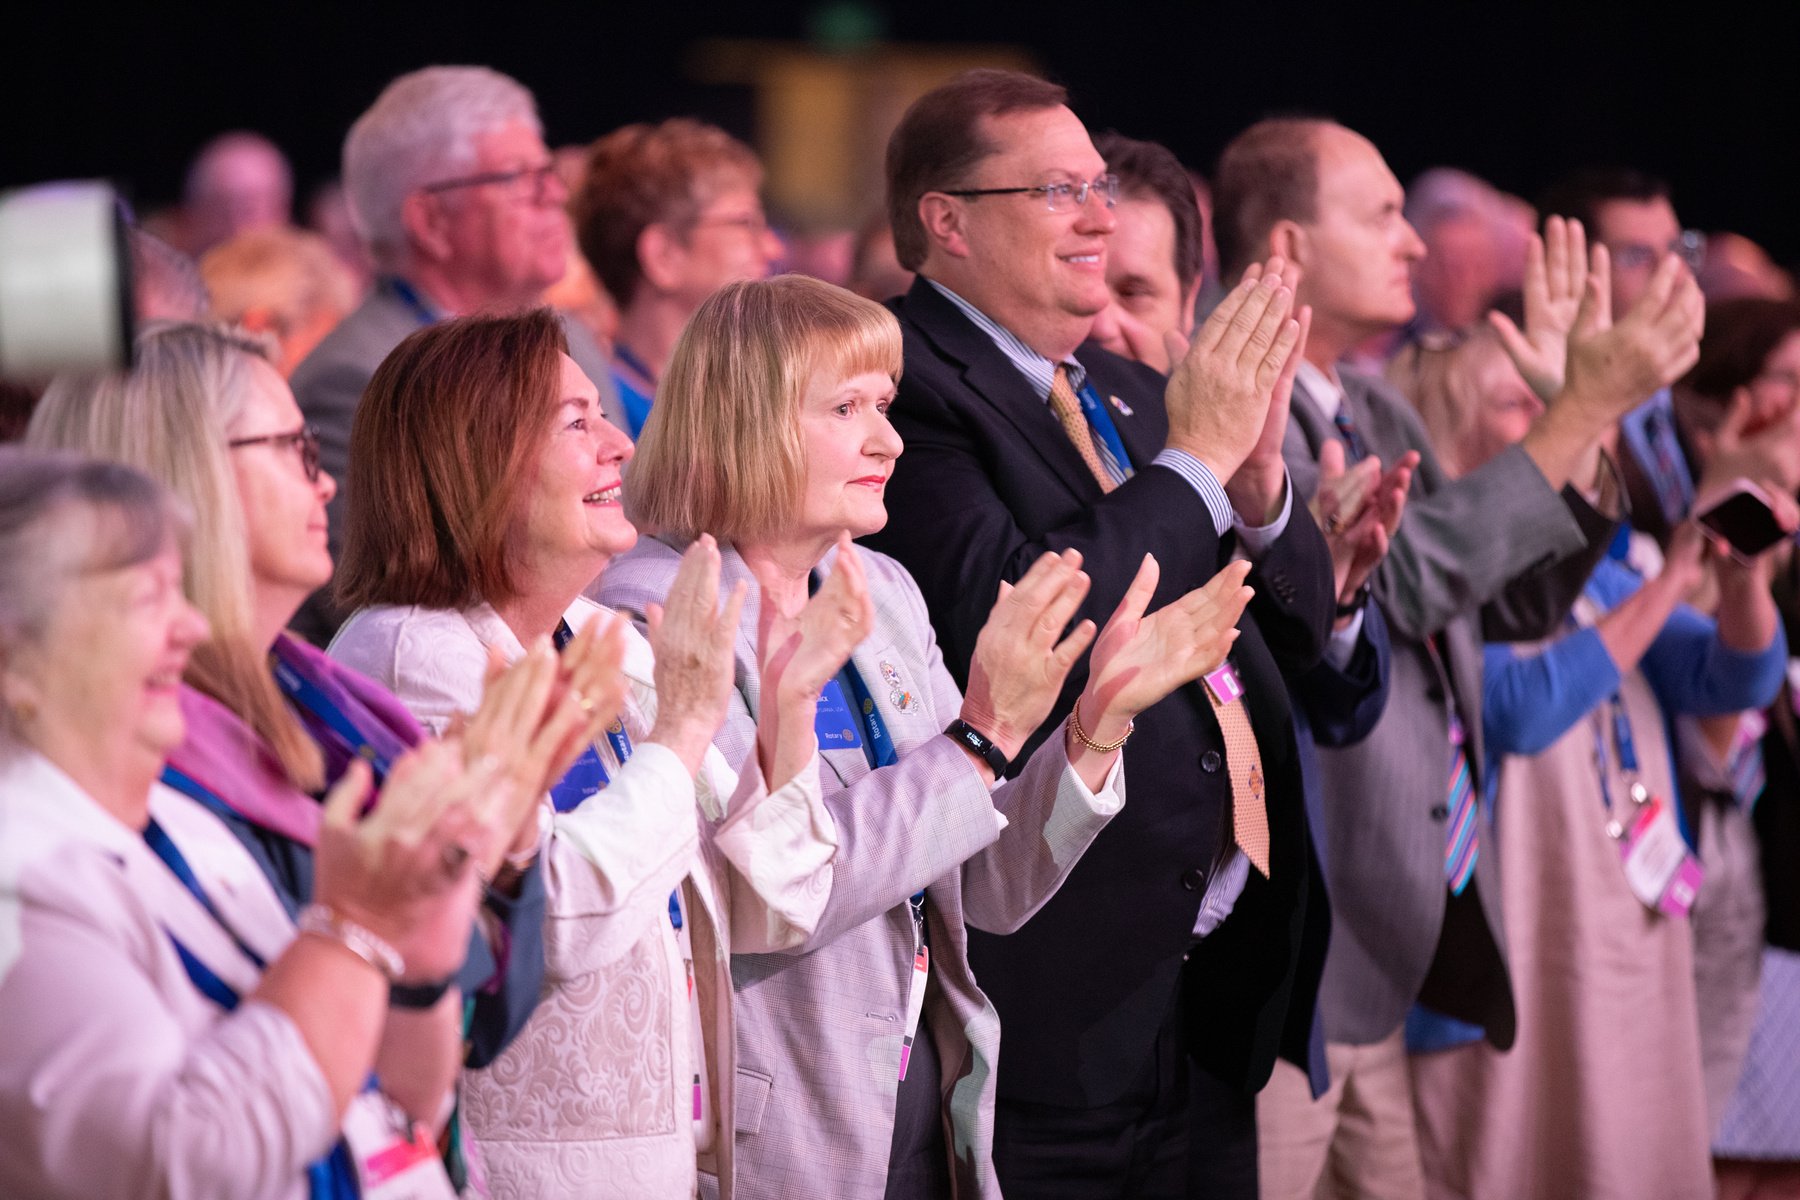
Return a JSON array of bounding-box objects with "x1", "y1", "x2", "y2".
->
[{"x1": 1069, "y1": 700, "x2": 1132, "y2": 753}]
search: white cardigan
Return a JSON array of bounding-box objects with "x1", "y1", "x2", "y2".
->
[
  {"x1": 330, "y1": 597, "x2": 835, "y2": 1200},
  {"x1": 0, "y1": 752, "x2": 338, "y2": 1200}
]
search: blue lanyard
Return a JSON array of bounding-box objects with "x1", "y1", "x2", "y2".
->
[
  {"x1": 143, "y1": 823, "x2": 369, "y2": 1199},
  {"x1": 159, "y1": 764, "x2": 248, "y2": 827},
  {"x1": 385, "y1": 276, "x2": 439, "y2": 327},
  {"x1": 548, "y1": 621, "x2": 679, "y2": 930},
  {"x1": 1074, "y1": 380, "x2": 1135, "y2": 480},
  {"x1": 144, "y1": 819, "x2": 268, "y2": 972},
  {"x1": 836, "y1": 661, "x2": 899, "y2": 771},
  {"x1": 271, "y1": 656, "x2": 395, "y2": 783}
]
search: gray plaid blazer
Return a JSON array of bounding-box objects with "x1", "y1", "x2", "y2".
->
[{"x1": 596, "y1": 537, "x2": 1123, "y2": 1200}]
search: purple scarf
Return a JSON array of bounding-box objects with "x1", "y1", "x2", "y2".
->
[{"x1": 164, "y1": 634, "x2": 425, "y2": 846}]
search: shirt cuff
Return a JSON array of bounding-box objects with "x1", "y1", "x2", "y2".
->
[
  {"x1": 1231, "y1": 470, "x2": 1292, "y2": 558},
  {"x1": 1324, "y1": 607, "x2": 1365, "y2": 669},
  {"x1": 1151, "y1": 448, "x2": 1233, "y2": 535}
]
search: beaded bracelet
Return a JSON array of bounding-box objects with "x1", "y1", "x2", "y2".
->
[
  {"x1": 297, "y1": 903, "x2": 405, "y2": 982},
  {"x1": 1069, "y1": 700, "x2": 1132, "y2": 753}
]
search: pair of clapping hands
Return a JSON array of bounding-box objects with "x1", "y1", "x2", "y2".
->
[
  {"x1": 1159, "y1": 255, "x2": 1417, "y2": 613},
  {"x1": 784, "y1": 538, "x2": 1257, "y2": 775}
]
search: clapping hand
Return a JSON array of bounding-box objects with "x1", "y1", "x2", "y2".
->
[
  {"x1": 1489, "y1": 216, "x2": 1590, "y2": 402},
  {"x1": 457, "y1": 616, "x2": 632, "y2": 869},
  {"x1": 313, "y1": 745, "x2": 512, "y2": 985},
  {"x1": 1310, "y1": 439, "x2": 1417, "y2": 608},
  {"x1": 960, "y1": 550, "x2": 1098, "y2": 767},
  {"x1": 1073, "y1": 555, "x2": 1254, "y2": 744},
  {"x1": 1162, "y1": 258, "x2": 1306, "y2": 492},
  {"x1": 1559, "y1": 247, "x2": 1704, "y2": 428},
  {"x1": 644, "y1": 534, "x2": 748, "y2": 776},
  {"x1": 751, "y1": 532, "x2": 876, "y2": 788}
]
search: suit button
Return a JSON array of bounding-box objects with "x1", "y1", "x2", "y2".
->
[
  {"x1": 1429, "y1": 803, "x2": 1450, "y2": 821},
  {"x1": 1201, "y1": 750, "x2": 1223, "y2": 773},
  {"x1": 1181, "y1": 867, "x2": 1207, "y2": 891}
]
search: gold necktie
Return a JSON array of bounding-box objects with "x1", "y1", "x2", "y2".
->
[
  {"x1": 1049, "y1": 365, "x2": 1116, "y2": 493},
  {"x1": 1206, "y1": 665, "x2": 1270, "y2": 877}
]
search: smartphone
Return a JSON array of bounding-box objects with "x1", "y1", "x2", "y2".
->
[{"x1": 1696, "y1": 479, "x2": 1791, "y2": 560}]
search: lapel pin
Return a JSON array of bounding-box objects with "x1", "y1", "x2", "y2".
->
[{"x1": 1109, "y1": 395, "x2": 1133, "y2": 417}]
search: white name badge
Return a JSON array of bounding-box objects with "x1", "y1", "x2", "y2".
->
[
  {"x1": 1616, "y1": 790, "x2": 1704, "y2": 918},
  {"x1": 341, "y1": 1090, "x2": 457, "y2": 1200}
]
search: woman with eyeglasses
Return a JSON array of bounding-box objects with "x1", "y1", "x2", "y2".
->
[
  {"x1": 0, "y1": 449, "x2": 533, "y2": 1200},
  {"x1": 25, "y1": 323, "x2": 606, "y2": 1181}
]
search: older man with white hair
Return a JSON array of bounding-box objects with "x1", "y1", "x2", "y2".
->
[{"x1": 290, "y1": 64, "x2": 622, "y2": 644}]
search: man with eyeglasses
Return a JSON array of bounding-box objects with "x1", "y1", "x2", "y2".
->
[
  {"x1": 288, "y1": 65, "x2": 623, "y2": 646},
  {"x1": 863, "y1": 68, "x2": 1339, "y2": 1200},
  {"x1": 1541, "y1": 166, "x2": 1708, "y2": 544}
]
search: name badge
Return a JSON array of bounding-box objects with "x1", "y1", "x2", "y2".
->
[
  {"x1": 898, "y1": 945, "x2": 930, "y2": 1081},
  {"x1": 1203, "y1": 662, "x2": 1245, "y2": 706},
  {"x1": 340, "y1": 1090, "x2": 456, "y2": 1199},
  {"x1": 815, "y1": 678, "x2": 865, "y2": 750},
  {"x1": 1615, "y1": 788, "x2": 1704, "y2": 917}
]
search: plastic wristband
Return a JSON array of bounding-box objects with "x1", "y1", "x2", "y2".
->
[{"x1": 297, "y1": 903, "x2": 404, "y2": 983}]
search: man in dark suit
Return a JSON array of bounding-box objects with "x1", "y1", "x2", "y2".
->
[
  {"x1": 288, "y1": 65, "x2": 621, "y2": 646},
  {"x1": 862, "y1": 69, "x2": 1338, "y2": 1199},
  {"x1": 1210, "y1": 118, "x2": 1706, "y2": 1199}
]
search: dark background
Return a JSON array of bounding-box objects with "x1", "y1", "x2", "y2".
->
[{"x1": 8, "y1": 1, "x2": 1800, "y2": 261}]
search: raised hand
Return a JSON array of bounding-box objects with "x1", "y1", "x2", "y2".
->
[
  {"x1": 1704, "y1": 386, "x2": 1800, "y2": 497},
  {"x1": 1310, "y1": 439, "x2": 1418, "y2": 606},
  {"x1": 960, "y1": 549, "x2": 1097, "y2": 765},
  {"x1": 751, "y1": 533, "x2": 876, "y2": 789},
  {"x1": 314, "y1": 745, "x2": 512, "y2": 985},
  {"x1": 644, "y1": 534, "x2": 748, "y2": 775},
  {"x1": 1163, "y1": 258, "x2": 1304, "y2": 487},
  {"x1": 1489, "y1": 215, "x2": 1590, "y2": 402},
  {"x1": 754, "y1": 533, "x2": 876, "y2": 705},
  {"x1": 1559, "y1": 248, "x2": 1704, "y2": 428},
  {"x1": 1074, "y1": 555, "x2": 1253, "y2": 744}
]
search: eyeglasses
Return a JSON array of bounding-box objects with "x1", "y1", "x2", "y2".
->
[
  {"x1": 228, "y1": 425, "x2": 322, "y2": 483},
  {"x1": 1609, "y1": 229, "x2": 1707, "y2": 274},
  {"x1": 419, "y1": 162, "x2": 560, "y2": 204},
  {"x1": 941, "y1": 173, "x2": 1120, "y2": 214}
]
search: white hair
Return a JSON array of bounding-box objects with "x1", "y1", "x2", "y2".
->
[{"x1": 342, "y1": 66, "x2": 541, "y2": 267}]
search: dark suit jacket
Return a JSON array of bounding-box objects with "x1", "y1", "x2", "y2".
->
[
  {"x1": 863, "y1": 278, "x2": 1337, "y2": 1104},
  {"x1": 1283, "y1": 366, "x2": 1615, "y2": 1048}
]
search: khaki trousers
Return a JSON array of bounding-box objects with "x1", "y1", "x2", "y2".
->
[{"x1": 1255, "y1": 1031, "x2": 1427, "y2": 1200}]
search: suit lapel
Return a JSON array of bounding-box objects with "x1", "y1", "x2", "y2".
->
[
  {"x1": 1290, "y1": 371, "x2": 1337, "y2": 457},
  {"x1": 899, "y1": 279, "x2": 1105, "y2": 501}
]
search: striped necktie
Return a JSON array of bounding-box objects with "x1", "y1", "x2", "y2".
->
[
  {"x1": 1445, "y1": 714, "x2": 1478, "y2": 893},
  {"x1": 1049, "y1": 365, "x2": 1117, "y2": 492}
]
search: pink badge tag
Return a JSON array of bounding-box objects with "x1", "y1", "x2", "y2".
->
[{"x1": 1203, "y1": 662, "x2": 1244, "y2": 706}]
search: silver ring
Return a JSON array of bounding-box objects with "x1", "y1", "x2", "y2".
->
[{"x1": 441, "y1": 843, "x2": 471, "y2": 872}]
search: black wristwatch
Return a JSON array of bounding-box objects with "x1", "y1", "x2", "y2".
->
[
  {"x1": 1336, "y1": 580, "x2": 1371, "y2": 620},
  {"x1": 944, "y1": 719, "x2": 1010, "y2": 776}
]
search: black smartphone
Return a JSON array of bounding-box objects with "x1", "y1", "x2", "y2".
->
[{"x1": 1697, "y1": 481, "x2": 1790, "y2": 560}]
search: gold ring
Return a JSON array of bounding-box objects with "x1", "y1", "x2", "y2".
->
[{"x1": 573, "y1": 689, "x2": 597, "y2": 715}]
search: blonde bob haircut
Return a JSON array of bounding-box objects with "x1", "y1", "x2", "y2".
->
[
  {"x1": 628, "y1": 275, "x2": 902, "y2": 544},
  {"x1": 27, "y1": 322, "x2": 325, "y2": 792}
]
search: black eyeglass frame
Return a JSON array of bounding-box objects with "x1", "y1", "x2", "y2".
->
[{"x1": 228, "y1": 425, "x2": 322, "y2": 483}]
